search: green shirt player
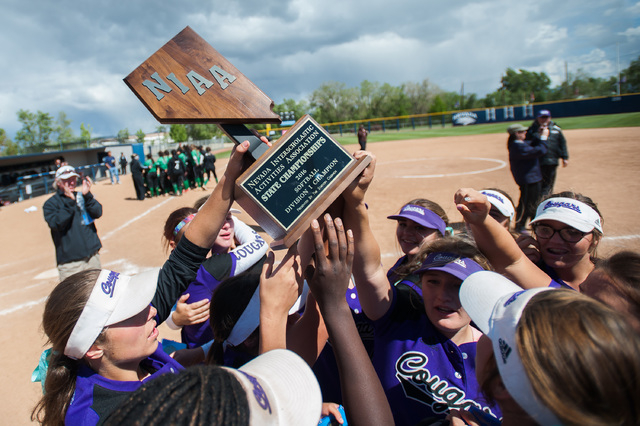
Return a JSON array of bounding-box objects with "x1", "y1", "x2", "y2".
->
[
  {"x1": 190, "y1": 147, "x2": 205, "y2": 189},
  {"x1": 155, "y1": 154, "x2": 169, "y2": 195},
  {"x1": 143, "y1": 155, "x2": 160, "y2": 197},
  {"x1": 177, "y1": 149, "x2": 190, "y2": 190}
]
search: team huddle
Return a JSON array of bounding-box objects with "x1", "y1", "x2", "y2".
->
[{"x1": 33, "y1": 129, "x2": 640, "y2": 425}]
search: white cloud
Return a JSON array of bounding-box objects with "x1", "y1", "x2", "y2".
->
[
  {"x1": 627, "y1": 1, "x2": 640, "y2": 15},
  {"x1": 0, "y1": 0, "x2": 634, "y2": 139},
  {"x1": 619, "y1": 26, "x2": 640, "y2": 37},
  {"x1": 524, "y1": 24, "x2": 569, "y2": 49}
]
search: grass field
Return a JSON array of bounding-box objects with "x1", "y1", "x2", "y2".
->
[
  {"x1": 213, "y1": 112, "x2": 639, "y2": 159},
  {"x1": 333, "y1": 112, "x2": 640, "y2": 145}
]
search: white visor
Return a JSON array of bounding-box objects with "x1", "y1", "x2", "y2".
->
[
  {"x1": 223, "y1": 280, "x2": 309, "y2": 351},
  {"x1": 530, "y1": 197, "x2": 602, "y2": 233},
  {"x1": 64, "y1": 268, "x2": 159, "y2": 360},
  {"x1": 460, "y1": 271, "x2": 561, "y2": 425},
  {"x1": 223, "y1": 349, "x2": 322, "y2": 425},
  {"x1": 480, "y1": 190, "x2": 515, "y2": 220}
]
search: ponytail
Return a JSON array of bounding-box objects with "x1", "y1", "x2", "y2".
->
[
  {"x1": 32, "y1": 269, "x2": 100, "y2": 425},
  {"x1": 32, "y1": 351, "x2": 79, "y2": 425}
]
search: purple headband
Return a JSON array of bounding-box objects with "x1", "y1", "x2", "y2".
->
[
  {"x1": 387, "y1": 204, "x2": 446, "y2": 236},
  {"x1": 173, "y1": 214, "x2": 196, "y2": 237},
  {"x1": 415, "y1": 252, "x2": 484, "y2": 281}
]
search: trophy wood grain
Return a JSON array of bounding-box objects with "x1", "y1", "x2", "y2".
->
[{"x1": 124, "y1": 26, "x2": 280, "y2": 124}]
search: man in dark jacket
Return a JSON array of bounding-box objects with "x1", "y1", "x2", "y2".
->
[
  {"x1": 130, "y1": 154, "x2": 147, "y2": 200},
  {"x1": 526, "y1": 109, "x2": 568, "y2": 196},
  {"x1": 119, "y1": 153, "x2": 128, "y2": 175},
  {"x1": 508, "y1": 123, "x2": 549, "y2": 231},
  {"x1": 43, "y1": 165, "x2": 103, "y2": 280}
]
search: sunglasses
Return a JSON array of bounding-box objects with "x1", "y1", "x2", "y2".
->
[{"x1": 532, "y1": 224, "x2": 590, "y2": 243}]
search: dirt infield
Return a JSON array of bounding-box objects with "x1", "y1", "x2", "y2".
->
[{"x1": 2, "y1": 127, "x2": 639, "y2": 423}]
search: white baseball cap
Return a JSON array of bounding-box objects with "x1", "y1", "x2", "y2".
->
[
  {"x1": 223, "y1": 281, "x2": 309, "y2": 351},
  {"x1": 480, "y1": 190, "x2": 515, "y2": 220},
  {"x1": 64, "y1": 268, "x2": 160, "y2": 360},
  {"x1": 530, "y1": 197, "x2": 603, "y2": 233},
  {"x1": 460, "y1": 271, "x2": 561, "y2": 425},
  {"x1": 223, "y1": 349, "x2": 322, "y2": 425},
  {"x1": 55, "y1": 165, "x2": 80, "y2": 181}
]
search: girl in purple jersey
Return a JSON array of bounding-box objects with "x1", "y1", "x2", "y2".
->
[
  {"x1": 161, "y1": 207, "x2": 268, "y2": 348},
  {"x1": 386, "y1": 198, "x2": 449, "y2": 297},
  {"x1": 457, "y1": 188, "x2": 603, "y2": 290},
  {"x1": 341, "y1": 152, "x2": 500, "y2": 425},
  {"x1": 31, "y1": 140, "x2": 269, "y2": 426},
  {"x1": 516, "y1": 191, "x2": 603, "y2": 291},
  {"x1": 455, "y1": 188, "x2": 640, "y2": 334}
]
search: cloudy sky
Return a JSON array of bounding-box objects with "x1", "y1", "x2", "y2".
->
[{"x1": 1, "y1": 0, "x2": 638, "y2": 139}]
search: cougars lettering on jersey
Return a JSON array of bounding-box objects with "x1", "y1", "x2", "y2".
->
[
  {"x1": 371, "y1": 285, "x2": 501, "y2": 425},
  {"x1": 395, "y1": 351, "x2": 495, "y2": 415}
]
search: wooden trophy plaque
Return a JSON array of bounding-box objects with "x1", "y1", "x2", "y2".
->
[{"x1": 124, "y1": 26, "x2": 371, "y2": 249}]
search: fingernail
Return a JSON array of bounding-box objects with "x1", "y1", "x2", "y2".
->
[{"x1": 464, "y1": 197, "x2": 471, "y2": 202}]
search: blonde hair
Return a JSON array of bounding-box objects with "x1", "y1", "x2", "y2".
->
[{"x1": 517, "y1": 290, "x2": 640, "y2": 425}]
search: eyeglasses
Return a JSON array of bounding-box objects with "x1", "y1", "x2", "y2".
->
[{"x1": 532, "y1": 224, "x2": 589, "y2": 243}]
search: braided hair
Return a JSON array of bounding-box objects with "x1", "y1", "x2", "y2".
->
[{"x1": 104, "y1": 365, "x2": 250, "y2": 426}]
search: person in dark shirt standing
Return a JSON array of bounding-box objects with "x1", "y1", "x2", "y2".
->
[
  {"x1": 130, "y1": 154, "x2": 146, "y2": 200},
  {"x1": 357, "y1": 124, "x2": 368, "y2": 150},
  {"x1": 43, "y1": 165, "x2": 103, "y2": 281},
  {"x1": 203, "y1": 146, "x2": 218, "y2": 185},
  {"x1": 526, "y1": 110, "x2": 568, "y2": 196},
  {"x1": 119, "y1": 153, "x2": 128, "y2": 175},
  {"x1": 507, "y1": 123, "x2": 549, "y2": 232},
  {"x1": 168, "y1": 150, "x2": 186, "y2": 196}
]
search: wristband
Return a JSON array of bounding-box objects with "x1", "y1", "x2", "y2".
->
[{"x1": 165, "y1": 312, "x2": 181, "y2": 330}]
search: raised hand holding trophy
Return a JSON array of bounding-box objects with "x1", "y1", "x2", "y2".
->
[{"x1": 125, "y1": 27, "x2": 370, "y2": 249}]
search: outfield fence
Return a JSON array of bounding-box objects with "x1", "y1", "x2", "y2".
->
[{"x1": 260, "y1": 93, "x2": 640, "y2": 137}]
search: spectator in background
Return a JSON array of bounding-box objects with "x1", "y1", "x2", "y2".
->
[
  {"x1": 54, "y1": 156, "x2": 66, "y2": 169},
  {"x1": 119, "y1": 153, "x2": 128, "y2": 175},
  {"x1": 507, "y1": 123, "x2": 548, "y2": 232},
  {"x1": 130, "y1": 154, "x2": 146, "y2": 201},
  {"x1": 103, "y1": 151, "x2": 120, "y2": 185},
  {"x1": 43, "y1": 165, "x2": 103, "y2": 281},
  {"x1": 203, "y1": 146, "x2": 218, "y2": 185},
  {"x1": 526, "y1": 110, "x2": 568, "y2": 196},
  {"x1": 357, "y1": 124, "x2": 368, "y2": 150}
]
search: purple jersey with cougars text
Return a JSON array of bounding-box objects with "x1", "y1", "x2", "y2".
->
[
  {"x1": 65, "y1": 345, "x2": 183, "y2": 425},
  {"x1": 387, "y1": 255, "x2": 423, "y2": 297},
  {"x1": 371, "y1": 285, "x2": 500, "y2": 425}
]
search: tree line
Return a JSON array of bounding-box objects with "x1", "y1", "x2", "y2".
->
[{"x1": 2, "y1": 57, "x2": 638, "y2": 156}]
